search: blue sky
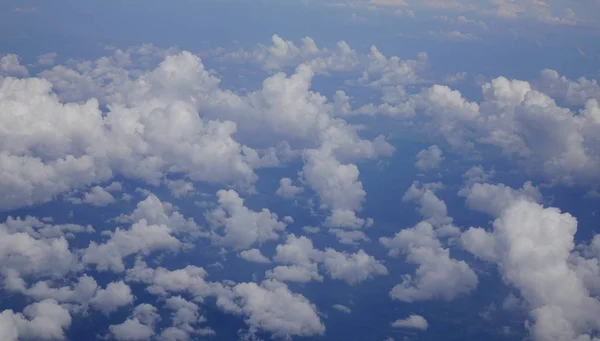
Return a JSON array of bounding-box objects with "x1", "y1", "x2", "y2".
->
[{"x1": 1, "y1": 0, "x2": 600, "y2": 341}]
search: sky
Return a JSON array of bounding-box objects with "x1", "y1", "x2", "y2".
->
[{"x1": 1, "y1": 0, "x2": 600, "y2": 340}]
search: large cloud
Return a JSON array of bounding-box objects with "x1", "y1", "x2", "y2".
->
[{"x1": 462, "y1": 201, "x2": 600, "y2": 341}]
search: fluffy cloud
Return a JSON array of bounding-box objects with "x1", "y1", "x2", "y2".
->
[
  {"x1": 207, "y1": 189, "x2": 287, "y2": 250},
  {"x1": 0, "y1": 54, "x2": 28, "y2": 77},
  {"x1": 220, "y1": 280, "x2": 325, "y2": 338},
  {"x1": 391, "y1": 314, "x2": 429, "y2": 330},
  {"x1": 275, "y1": 178, "x2": 304, "y2": 199},
  {"x1": 458, "y1": 180, "x2": 542, "y2": 217},
  {"x1": 462, "y1": 201, "x2": 600, "y2": 341},
  {"x1": 81, "y1": 186, "x2": 116, "y2": 206},
  {"x1": 536, "y1": 69, "x2": 600, "y2": 106},
  {"x1": 82, "y1": 218, "x2": 180, "y2": 272},
  {"x1": 267, "y1": 234, "x2": 387, "y2": 284},
  {"x1": 0, "y1": 299, "x2": 71, "y2": 341},
  {"x1": 159, "y1": 296, "x2": 214, "y2": 341},
  {"x1": 415, "y1": 145, "x2": 444, "y2": 171},
  {"x1": 90, "y1": 281, "x2": 134, "y2": 315},
  {"x1": 239, "y1": 249, "x2": 271, "y2": 264},
  {"x1": 109, "y1": 304, "x2": 161, "y2": 341},
  {"x1": 381, "y1": 221, "x2": 478, "y2": 302},
  {"x1": 402, "y1": 182, "x2": 454, "y2": 229}
]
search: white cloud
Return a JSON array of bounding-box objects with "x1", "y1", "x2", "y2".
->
[
  {"x1": 158, "y1": 296, "x2": 214, "y2": 341},
  {"x1": 458, "y1": 181, "x2": 542, "y2": 217},
  {"x1": 83, "y1": 217, "x2": 181, "y2": 272},
  {"x1": 90, "y1": 281, "x2": 134, "y2": 315},
  {"x1": 403, "y1": 182, "x2": 453, "y2": 229},
  {"x1": 536, "y1": 69, "x2": 600, "y2": 106},
  {"x1": 0, "y1": 299, "x2": 72, "y2": 341},
  {"x1": 429, "y1": 30, "x2": 480, "y2": 42},
  {"x1": 125, "y1": 261, "x2": 213, "y2": 298},
  {"x1": 207, "y1": 189, "x2": 287, "y2": 250},
  {"x1": 321, "y1": 248, "x2": 388, "y2": 284},
  {"x1": 266, "y1": 264, "x2": 323, "y2": 283},
  {"x1": 109, "y1": 304, "x2": 161, "y2": 341},
  {"x1": 391, "y1": 314, "x2": 428, "y2": 330},
  {"x1": 415, "y1": 145, "x2": 444, "y2": 171},
  {"x1": 462, "y1": 200, "x2": 600, "y2": 341},
  {"x1": 275, "y1": 178, "x2": 304, "y2": 199},
  {"x1": 37, "y1": 52, "x2": 57, "y2": 66},
  {"x1": 82, "y1": 186, "x2": 116, "y2": 206},
  {"x1": 332, "y1": 304, "x2": 352, "y2": 314},
  {"x1": 381, "y1": 221, "x2": 478, "y2": 302},
  {"x1": 0, "y1": 54, "x2": 28, "y2": 77},
  {"x1": 267, "y1": 234, "x2": 387, "y2": 284},
  {"x1": 240, "y1": 249, "x2": 271, "y2": 264},
  {"x1": 166, "y1": 179, "x2": 195, "y2": 198},
  {"x1": 220, "y1": 280, "x2": 325, "y2": 338}
]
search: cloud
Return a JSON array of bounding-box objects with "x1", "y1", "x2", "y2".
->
[
  {"x1": 402, "y1": 182, "x2": 454, "y2": 229},
  {"x1": 166, "y1": 179, "x2": 195, "y2": 198},
  {"x1": 221, "y1": 280, "x2": 325, "y2": 338},
  {"x1": 381, "y1": 221, "x2": 478, "y2": 302},
  {"x1": 462, "y1": 200, "x2": 600, "y2": 341},
  {"x1": 275, "y1": 178, "x2": 304, "y2": 199},
  {"x1": 83, "y1": 199, "x2": 184, "y2": 272},
  {"x1": 536, "y1": 69, "x2": 600, "y2": 106},
  {"x1": 332, "y1": 304, "x2": 352, "y2": 314},
  {"x1": 415, "y1": 145, "x2": 444, "y2": 171},
  {"x1": 36, "y1": 52, "x2": 57, "y2": 66},
  {"x1": 391, "y1": 314, "x2": 428, "y2": 330},
  {"x1": 81, "y1": 186, "x2": 116, "y2": 206},
  {"x1": 267, "y1": 234, "x2": 387, "y2": 284},
  {"x1": 158, "y1": 296, "x2": 214, "y2": 341},
  {"x1": 90, "y1": 281, "x2": 134, "y2": 315},
  {"x1": 0, "y1": 299, "x2": 72, "y2": 341},
  {"x1": 207, "y1": 189, "x2": 287, "y2": 250},
  {"x1": 458, "y1": 180, "x2": 542, "y2": 217},
  {"x1": 0, "y1": 55, "x2": 29, "y2": 77},
  {"x1": 240, "y1": 249, "x2": 271, "y2": 264},
  {"x1": 109, "y1": 304, "x2": 161, "y2": 341},
  {"x1": 429, "y1": 30, "x2": 481, "y2": 42}
]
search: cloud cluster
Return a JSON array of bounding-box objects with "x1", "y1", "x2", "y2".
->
[{"x1": 266, "y1": 234, "x2": 388, "y2": 284}]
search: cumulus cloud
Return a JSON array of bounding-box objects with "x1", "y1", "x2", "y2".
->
[
  {"x1": 207, "y1": 189, "x2": 287, "y2": 250},
  {"x1": 462, "y1": 201, "x2": 600, "y2": 341},
  {"x1": 90, "y1": 281, "x2": 134, "y2": 315},
  {"x1": 275, "y1": 178, "x2": 304, "y2": 199},
  {"x1": 36, "y1": 52, "x2": 57, "y2": 66},
  {"x1": 220, "y1": 280, "x2": 325, "y2": 338},
  {"x1": 82, "y1": 195, "x2": 201, "y2": 272},
  {"x1": 415, "y1": 145, "x2": 444, "y2": 171},
  {"x1": 402, "y1": 182, "x2": 454, "y2": 229},
  {"x1": 381, "y1": 221, "x2": 478, "y2": 302},
  {"x1": 267, "y1": 234, "x2": 387, "y2": 284},
  {"x1": 158, "y1": 296, "x2": 214, "y2": 341},
  {"x1": 0, "y1": 299, "x2": 72, "y2": 341},
  {"x1": 391, "y1": 314, "x2": 428, "y2": 330},
  {"x1": 239, "y1": 249, "x2": 271, "y2": 264},
  {"x1": 458, "y1": 180, "x2": 542, "y2": 217},
  {"x1": 0, "y1": 54, "x2": 28, "y2": 77},
  {"x1": 109, "y1": 304, "x2": 161, "y2": 341}
]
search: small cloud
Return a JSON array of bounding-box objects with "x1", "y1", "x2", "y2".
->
[
  {"x1": 37, "y1": 52, "x2": 57, "y2": 66},
  {"x1": 391, "y1": 314, "x2": 428, "y2": 330},
  {"x1": 239, "y1": 249, "x2": 271, "y2": 264},
  {"x1": 13, "y1": 7, "x2": 37, "y2": 13},
  {"x1": 332, "y1": 304, "x2": 352, "y2": 314},
  {"x1": 429, "y1": 30, "x2": 480, "y2": 42}
]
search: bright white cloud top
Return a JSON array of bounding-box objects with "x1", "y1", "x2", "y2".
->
[{"x1": 1, "y1": 0, "x2": 600, "y2": 340}]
